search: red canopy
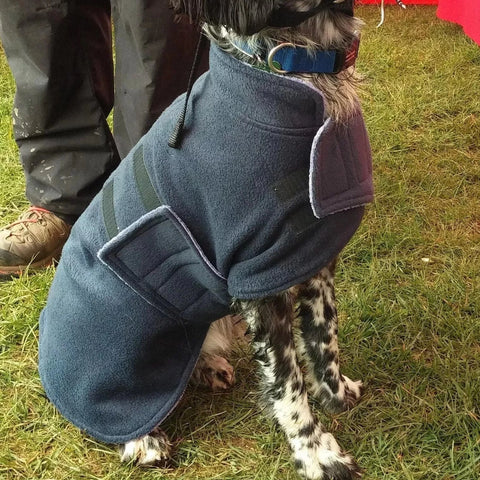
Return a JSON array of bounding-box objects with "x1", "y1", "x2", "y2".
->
[
  {"x1": 358, "y1": 1, "x2": 479, "y2": 46},
  {"x1": 437, "y1": 0, "x2": 480, "y2": 45},
  {"x1": 359, "y1": 1, "x2": 437, "y2": 4}
]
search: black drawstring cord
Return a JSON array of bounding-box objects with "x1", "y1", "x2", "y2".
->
[{"x1": 168, "y1": 32, "x2": 207, "y2": 149}]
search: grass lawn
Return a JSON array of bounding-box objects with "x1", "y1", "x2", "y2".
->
[{"x1": 1, "y1": 5, "x2": 479, "y2": 480}]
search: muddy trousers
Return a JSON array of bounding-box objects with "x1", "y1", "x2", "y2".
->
[{"x1": 0, "y1": 0, "x2": 206, "y2": 223}]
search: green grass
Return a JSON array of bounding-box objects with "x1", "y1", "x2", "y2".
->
[{"x1": 1, "y1": 6, "x2": 480, "y2": 480}]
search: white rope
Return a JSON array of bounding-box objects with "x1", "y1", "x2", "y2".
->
[
  {"x1": 376, "y1": 0, "x2": 407, "y2": 29},
  {"x1": 376, "y1": 0, "x2": 385, "y2": 28}
]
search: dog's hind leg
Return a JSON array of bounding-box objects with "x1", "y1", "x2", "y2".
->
[
  {"x1": 190, "y1": 315, "x2": 244, "y2": 390},
  {"x1": 296, "y1": 265, "x2": 363, "y2": 414},
  {"x1": 191, "y1": 353, "x2": 235, "y2": 390},
  {"x1": 119, "y1": 316, "x2": 241, "y2": 467},
  {"x1": 240, "y1": 295, "x2": 360, "y2": 480}
]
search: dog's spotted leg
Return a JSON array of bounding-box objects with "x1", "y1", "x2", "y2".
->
[
  {"x1": 240, "y1": 295, "x2": 360, "y2": 480},
  {"x1": 296, "y1": 266, "x2": 363, "y2": 414},
  {"x1": 120, "y1": 427, "x2": 172, "y2": 467}
]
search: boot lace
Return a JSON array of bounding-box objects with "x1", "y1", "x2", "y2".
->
[{"x1": 5, "y1": 206, "x2": 53, "y2": 239}]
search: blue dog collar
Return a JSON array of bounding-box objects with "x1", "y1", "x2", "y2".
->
[{"x1": 235, "y1": 36, "x2": 360, "y2": 74}]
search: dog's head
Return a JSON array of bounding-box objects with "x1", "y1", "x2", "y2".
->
[{"x1": 170, "y1": 0, "x2": 355, "y2": 36}]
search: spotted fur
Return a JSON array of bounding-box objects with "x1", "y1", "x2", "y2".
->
[
  {"x1": 238, "y1": 267, "x2": 362, "y2": 480},
  {"x1": 296, "y1": 264, "x2": 363, "y2": 413}
]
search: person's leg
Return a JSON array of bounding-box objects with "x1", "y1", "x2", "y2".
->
[
  {"x1": 0, "y1": 0, "x2": 118, "y2": 220},
  {"x1": 0, "y1": 0, "x2": 118, "y2": 277},
  {"x1": 112, "y1": 0, "x2": 209, "y2": 158}
]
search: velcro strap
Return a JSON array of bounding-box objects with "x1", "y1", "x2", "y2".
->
[
  {"x1": 133, "y1": 145, "x2": 163, "y2": 211},
  {"x1": 102, "y1": 180, "x2": 119, "y2": 240}
]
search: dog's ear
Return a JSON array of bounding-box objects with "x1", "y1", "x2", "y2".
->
[{"x1": 170, "y1": 0, "x2": 278, "y2": 35}]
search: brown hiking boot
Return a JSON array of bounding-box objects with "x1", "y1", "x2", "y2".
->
[{"x1": 0, "y1": 206, "x2": 72, "y2": 280}]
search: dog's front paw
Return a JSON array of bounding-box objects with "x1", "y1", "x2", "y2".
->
[
  {"x1": 341, "y1": 376, "x2": 363, "y2": 410},
  {"x1": 120, "y1": 427, "x2": 172, "y2": 467},
  {"x1": 316, "y1": 376, "x2": 363, "y2": 414},
  {"x1": 293, "y1": 433, "x2": 361, "y2": 480},
  {"x1": 191, "y1": 354, "x2": 235, "y2": 390}
]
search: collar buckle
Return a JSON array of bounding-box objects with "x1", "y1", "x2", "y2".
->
[{"x1": 267, "y1": 43, "x2": 294, "y2": 74}]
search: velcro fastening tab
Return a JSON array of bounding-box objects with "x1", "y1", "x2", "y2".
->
[
  {"x1": 309, "y1": 110, "x2": 374, "y2": 218},
  {"x1": 97, "y1": 205, "x2": 230, "y2": 324}
]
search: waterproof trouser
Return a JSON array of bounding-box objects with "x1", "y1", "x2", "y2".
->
[{"x1": 0, "y1": 0, "x2": 207, "y2": 223}]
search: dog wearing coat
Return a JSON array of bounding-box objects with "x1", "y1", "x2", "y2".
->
[{"x1": 38, "y1": 1, "x2": 374, "y2": 479}]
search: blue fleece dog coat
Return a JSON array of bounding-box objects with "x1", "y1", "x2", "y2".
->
[{"x1": 39, "y1": 45, "x2": 373, "y2": 444}]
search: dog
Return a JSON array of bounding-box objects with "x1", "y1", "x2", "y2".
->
[{"x1": 38, "y1": 1, "x2": 373, "y2": 479}]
